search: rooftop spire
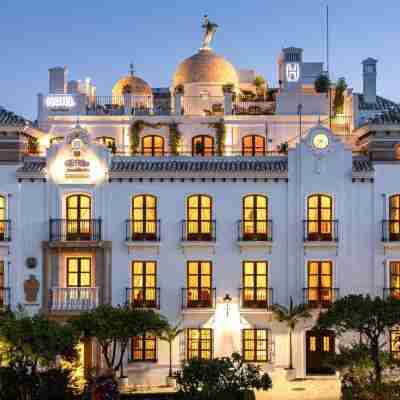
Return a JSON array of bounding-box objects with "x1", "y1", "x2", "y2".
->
[{"x1": 129, "y1": 63, "x2": 135, "y2": 77}]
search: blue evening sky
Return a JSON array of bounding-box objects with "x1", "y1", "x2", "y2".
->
[{"x1": 0, "y1": 0, "x2": 399, "y2": 120}]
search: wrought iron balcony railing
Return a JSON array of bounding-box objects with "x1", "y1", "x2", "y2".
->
[
  {"x1": 303, "y1": 287, "x2": 339, "y2": 308},
  {"x1": 381, "y1": 220, "x2": 400, "y2": 242},
  {"x1": 0, "y1": 287, "x2": 10, "y2": 309},
  {"x1": 0, "y1": 220, "x2": 11, "y2": 241},
  {"x1": 303, "y1": 220, "x2": 339, "y2": 242},
  {"x1": 236, "y1": 220, "x2": 273, "y2": 242},
  {"x1": 49, "y1": 287, "x2": 100, "y2": 310},
  {"x1": 181, "y1": 287, "x2": 216, "y2": 310},
  {"x1": 180, "y1": 220, "x2": 216, "y2": 242},
  {"x1": 239, "y1": 287, "x2": 273, "y2": 310},
  {"x1": 125, "y1": 219, "x2": 161, "y2": 242},
  {"x1": 125, "y1": 287, "x2": 160, "y2": 309},
  {"x1": 49, "y1": 219, "x2": 102, "y2": 242}
]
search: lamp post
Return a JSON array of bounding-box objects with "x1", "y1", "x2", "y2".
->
[
  {"x1": 223, "y1": 293, "x2": 232, "y2": 317},
  {"x1": 297, "y1": 103, "x2": 303, "y2": 140}
]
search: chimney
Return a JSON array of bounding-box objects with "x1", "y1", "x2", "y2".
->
[
  {"x1": 49, "y1": 66, "x2": 68, "y2": 94},
  {"x1": 362, "y1": 58, "x2": 377, "y2": 104}
]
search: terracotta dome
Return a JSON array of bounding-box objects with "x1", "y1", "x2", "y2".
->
[
  {"x1": 112, "y1": 75, "x2": 152, "y2": 97},
  {"x1": 172, "y1": 49, "x2": 239, "y2": 87}
]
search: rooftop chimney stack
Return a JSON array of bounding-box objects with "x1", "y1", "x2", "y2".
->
[
  {"x1": 362, "y1": 58, "x2": 377, "y2": 104},
  {"x1": 49, "y1": 66, "x2": 68, "y2": 94}
]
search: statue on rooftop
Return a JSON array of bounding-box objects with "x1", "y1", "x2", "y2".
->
[{"x1": 201, "y1": 15, "x2": 218, "y2": 50}]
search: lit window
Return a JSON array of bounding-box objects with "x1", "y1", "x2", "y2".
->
[
  {"x1": 242, "y1": 261, "x2": 268, "y2": 308},
  {"x1": 242, "y1": 135, "x2": 266, "y2": 156},
  {"x1": 323, "y1": 336, "x2": 330, "y2": 352},
  {"x1": 131, "y1": 261, "x2": 157, "y2": 308},
  {"x1": 192, "y1": 135, "x2": 214, "y2": 156},
  {"x1": 307, "y1": 261, "x2": 333, "y2": 307},
  {"x1": 67, "y1": 257, "x2": 91, "y2": 288},
  {"x1": 242, "y1": 329, "x2": 268, "y2": 362},
  {"x1": 0, "y1": 196, "x2": 6, "y2": 239},
  {"x1": 96, "y1": 136, "x2": 116, "y2": 153},
  {"x1": 307, "y1": 194, "x2": 333, "y2": 241},
  {"x1": 390, "y1": 262, "x2": 400, "y2": 299},
  {"x1": 131, "y1": 195, "x2": 157, "y2": 240},
  {"x1": 131, "y1": 332, "x2": 157, "y2": 362},
  {"x1": 186, "y1": 195, "x2": 212, "y2": 241},
  {"x1": 187, "y1": 328, "x2": 213, "y2": 360},
  {"x1": 242, "y1": 195, "x2": 268, "y2": 240},
  {"x1": 0, "y1": 261, "x2": 4, "y2": 306},
  {"x1": 66, "y1": 194, "x2": 91, "y2": 240},
  {"x1": 187, "y1": 262, "x2": 212, "y2": 308},
  {"x1": 391, "y1": 330, "x2": 400, "y2": 359},
  {"x1": 389, "y1": 195, "x2": 400, "y2": 240},
  {"x1": 309, "y1": 336, "x2": 317, "y2": 352},
  {"x1": 142, "y1": 135, "x2": 164, "y2": 157}
]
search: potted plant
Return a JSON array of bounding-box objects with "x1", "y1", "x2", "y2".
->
[
  {"x1": 271, "y1": 297, "x2": 311, "y2": 381},
  {"x1": 314, "y1": 74, "x2": 331, "y2": 94},
  {"x1": 254, "y1": 75, "x2": 266, "y2": 99},
  {"x1": 159, "y1": 321, "x2": 183, "y2": 387}
]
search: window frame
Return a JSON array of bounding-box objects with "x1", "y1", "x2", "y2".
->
[
  {"x1": 141, "y1": 135, "x2": 165, "y2": 157},
  {"x1": 131, "y1": 332, "x2": 158, "y2": 362},
  {"x1": 242, "y1": 261, "x2": 268, "y2": 308},
  {"x1": 186, "y1": 328, "x2": 213, "y2": 360},
  {"x1": 131, "y1": 261, "x2": 157, "y2": 308},
  {"x1": 187, "y1": 261, "x2": 212, "y2": 308},
  {"x1": 242, "y1": 194, "x2": 268, "y2": 240},
  {"x1": 186, "y1": 194, "x2": 213, "y2": 240},
  {"x1": 306, "y1": 194, "x2": 333, "y2": 241},
  {"x1": 66, "y1": 257, "x2": 92, "y2": 288},
  {"x1": 390, "y1": 330, "x2": 400, "y2": 359},
  {"x1": 131, "y1": 194, "x2": 158, "y2": 240},
  {"x1": 307, "y1": 261, "x2": 333, "y2": 307},
  {"x1": 192, "y1": 135, "x2": 214, "y2": 157},
  {"x1": 242, "y1": 328, "x2": 269, "y2": 362},
  {"x1": 242, "y1": 135, "x2": 266, "y2": 156},
  {"x1": 389, "y1": 195, "x2": 400, "y2": 240}
]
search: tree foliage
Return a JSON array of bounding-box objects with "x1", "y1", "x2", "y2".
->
[
  {"x1": 333, "y1": 77, "x2": 348, "y2": 115},
  {"x1": 159, "y1": 321, "x2": 183, "y2": 377},
  {"x1": 314, "y1": 74, "x2": 331, "y2": 93}
]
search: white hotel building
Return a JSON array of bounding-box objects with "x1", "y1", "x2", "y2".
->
[{"x1": 1, "y1": 28, "x2": 400, "y2": 385}]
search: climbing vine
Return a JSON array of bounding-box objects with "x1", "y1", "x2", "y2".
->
[
  {"x1": 168, "y1": 121, "x2": 182, "y2": 156},
  {"x1": 129, "y1": 120, "x2": 162, "y2": 155},
  {"x1": 208, "y1": 119, "x2": 226, "y2": 156}
]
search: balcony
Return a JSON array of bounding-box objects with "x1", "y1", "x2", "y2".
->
[
  {"x1": 0, "y1": 220, "x2": 11, "y2": 242},
  {"x1": 49, "y1": 287, "x2": 100, "y2": 311},
  {"x1": 125, "y1": 287, "x2": 160, "y2": 309},
  {"x1": 125, "y1": 220, "x2": 161, "y2": 242},
  {"x1": 0, "y1": 287, "x2": 10, "y2": 309},
  {"x1": 239, "y1": 287, "x2": 273, "y2": 310},
  {"x1": 49, "y1": 219, "x2": 102, "y2": 242},
  {"x1": 303, "y1": 287, "x2": 339, "y2": 308},
  {"x1": 180, "y1": 220, "x2": 216, "y2": 242},
  {"x1": 303, "y1": 220, "x2": 339, "y2": 246},
  {"x1": 236, "y1": 220, "x2": 273, "y2": 253},
  {"x1": 383, "y1": 288, "x2": 400, "y2": 300},
  {"x1": 181, "y1": 288, "x2": 216, "y2": 311},
  {"x1": 233, "y1": 99, "x2": 275, "y2": 116}
]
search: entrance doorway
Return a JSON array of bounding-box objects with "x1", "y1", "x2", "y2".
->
[{"x1": 306, "y1": 330, "x2": 335, "y2": 375}]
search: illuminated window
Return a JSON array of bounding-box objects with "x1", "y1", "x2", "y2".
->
[
  {"x1": 391, "y1": 330, "x2": 400, "y2": 359},
  {"x1": 66, "y1": 194, "x2": 91, "y2": 240},
  {"x1": 187, "y1": 328, "x2": 213, "y2": 360},
  {"x1": 307, "y1": 261, "x2": 333, "y2": 307},
  {"x1": 389, "y1": 195, "x2": 400, "y2": 240},
  {"x1": 187, "y1": 261, "x2": 212, "y2": 308},
  {"x1": 67, "y1": 257, "x2": 91, "y2": 287},
  {"x1": 192, "y1": 135, "x2": 214, "y2": 156},
  {"x1": 131, "y1": 332, "x2": 157, "y2": 362},
  {"x1": 0, "y1": 261, "x2": 4, "y2": 306},
  {"x1": 242, "y1": 135, "x2": 266, "y2": 156},
  {"x1": 131, "y1": 261, "x2": 157, "y2": 308},
  {"x1": 96, "y1": 136, "x2": 116, "y2": 153},
  {"x1": 50, "y1": 136, "x2": 64, "y2": 145},
  {"x1": 242, "y1": 329, "x2": 268, "y2": 362},
  {"x1": 309, "y1": 336, "x2": 317, "y2": 352},
  {"x1": 242, "y1": 195, "x2": 268, "y2": 240},
  {"x1": 186, "y1": 195, "x2": 212, "y2": 241},
  {"x1": 242, "y1": 261, "x2": 268, "y2": 308},
  {"x1": 307, "y1": 194, "x2": 333, "y2": 241},
  {"x1": 132, "y1": 195, "x2": 157, "y2": 240},
  {"x1": 0, "y1": 196, "x2": 6, "y2": 239},
  {"x1": 142, "y1": 135, "x2": 164, "y2": 157},
  {"x1": 390, "y1": 262, "x2": 400, "y2": 299},
  {"x1": 323, "y1": 336, "x2": 331, "y2": 352}
]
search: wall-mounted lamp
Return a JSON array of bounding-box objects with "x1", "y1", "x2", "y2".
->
[{"x1": 223, "y1": 293, "x2": 232, "y2": 317}]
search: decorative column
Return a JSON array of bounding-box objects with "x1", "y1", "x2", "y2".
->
[
  {"x1": 174, "y1": 93, "x2": 183, "y2": 117},
  {"x1": 224, "y1": 92, "x2": 233, "y2": 116}
]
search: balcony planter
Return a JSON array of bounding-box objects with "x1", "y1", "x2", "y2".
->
[{"x1": 285, "y1": 367, "x2": 296, "y2": 381}]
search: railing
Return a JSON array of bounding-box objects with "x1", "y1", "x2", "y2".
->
[
  {"x1": 303, "y1": 287, "x2": 339, "y2": 308},
  {"x1": 125, "y1": 219, "x2": 161, "y2": 241},
  {"x1": 383, "y1": 288, "x2": 400, "y2": 300},
  {"x1": 236, "y1": 220, "x2": 273, "y2": 242},
  {"x1": 181, "y1": 288, "x2": 216, "y2": 310},
  {"x1": 0, "y1": 287, "x2": 10, "y2": 308},
  {"x1": 233, "y1": 99, "x2": 276, "y2": 115},
  {"x1": 182, "y1": 96, "x2": 224, "y2": 116},
  {"x1": 0, "y1": 220, "x2": 11, "y2": 241},
  {"x1": 49, "y1": 219, "x2": 102, "y2": 242},
  {"x1": 239, "y1": 287, "x2": 273, "y2": 310},
  {"x1": 303, "y1": 220, "x2": 339, "y2": 242},
  {"x1": 49, "y1": 287, "x2": 100, "y2": 310},
  {"x1": 180, "y1": 220, "x2": 216, "y2": 242},
  {"x1": 381, "y1": 220, "x2": 400, "y2": 242},
  {"x1": 125, "y1": 287, "x2": 160, "y2": 309}
]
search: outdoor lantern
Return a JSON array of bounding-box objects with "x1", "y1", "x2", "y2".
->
[{"x1": 223, "y1": 293, "x2": 232, "y2": 317}]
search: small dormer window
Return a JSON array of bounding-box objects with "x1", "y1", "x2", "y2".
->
[{"x1": 365, "y1": 65, "x2": 375, "y2": 74}]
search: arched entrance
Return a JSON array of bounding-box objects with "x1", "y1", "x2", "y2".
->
[{"x1": 306, "y1": 330, "x2": 335, "y2": 375}]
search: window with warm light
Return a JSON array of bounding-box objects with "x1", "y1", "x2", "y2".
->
[
  {"x1": 242, "y1": 261, "x2": 268, "y2": 308},
  {"x1": 66, "y1": 194, "x2": 91, "y2": 240},
  {"x1": 187, "y1": 261, "x2": 212, "y2": 308},
  {"x1": 242, "y1": 329, "x2": 268, "y2": 362},
  {"x1": 131, "y1": 261, "x2": 157, "y2": 308},
  {"x1": 187, "y1": 328, "x2": 213, "y2": 360},
  {"x1": 0, "y1": 261, "x2": 4, "y2": 306},
  {"x1": 192, "y1": 135, "x2": 214, "y2": 156},
  {"x1": 307, "y1": 261, "x2": 333, "y2": 307},
  {"x1": 142, "y1": 135, "x2": 164, "y2": 157},
  {"x1": 242, "y1": 195, "x2": 268, "y2": 240},
  {"x1": 96, "y1": 136, "x2": 116, "y2": 152},
  {"x1": 0, "y1": 196, "x2": 6, "y2": 239},
  {"x1": 187, "y1": 195, "x2": 212, "y2": 241},
  {"x1": 131, "y1": 332, "x2": 157, "y2": 362},
  {"x1": 389, "y1": 195, "x2": 400, "y2": 240},
  {"x1": 50, "y1": 136, "x2": 64, "y2": 146},
  {"x1": 391, "y1": 330, "x2": 400, "y2": 359},
  {"x1": 242, "y1": 135, "x2": 266, "y2": 156},
  {"x1": 132, "y1": 195, "x2": 157, "y2": 240},
  {"x1": 67, "y1": 257, "x2": 91, "y2": 287},
  {"x1": 390, "y1": 262, "x2": 400, "y2": 299},
  {"x1": 307, "y1": 194, "x2": 333, "y2": 241}
]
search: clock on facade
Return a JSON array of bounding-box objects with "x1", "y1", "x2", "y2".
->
[
  {"x1": 286, "y1": 63, "x2": 300, "y2": 82},
  {"x1": 312, "y1": 133, "x2": 329, "y2": 150}
]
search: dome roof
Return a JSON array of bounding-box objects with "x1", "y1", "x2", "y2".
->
[
  {"x1": 173, "y1": 49, "x2": 239, "y2": 87},
  {"x1": 112, "y1": 75, "x2": 152, "y2": 97}
]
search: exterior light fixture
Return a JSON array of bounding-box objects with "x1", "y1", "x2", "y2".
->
[{"x1": 223, "y1": 293, "x2": 232, "y2": 317}]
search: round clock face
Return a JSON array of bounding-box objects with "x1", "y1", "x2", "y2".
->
[{"x1": 312, "y1": 133, "x2": 329, "y2": 150}]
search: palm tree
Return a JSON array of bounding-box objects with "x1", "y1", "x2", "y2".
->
[
  {"x1": 159, "y1": 321, "x2": 183, "y2": 378},
  {"x1": 271, "y1": 297, "x2": 311, "y2": 369}
]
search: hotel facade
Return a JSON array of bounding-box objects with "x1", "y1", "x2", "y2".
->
[{"x1": 1, "y1": 25, "x2": 400, "y2": 385}]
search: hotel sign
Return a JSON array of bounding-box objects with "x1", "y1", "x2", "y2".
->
[
  {"x1": 64, "y1": 158, "x2": 90, "y2": 180},
  {"x1": 45, "y1": 95, "x2": 76, "y2": 110}
]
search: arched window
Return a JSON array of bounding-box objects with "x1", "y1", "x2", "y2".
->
[
  {"x1": 96, "y1": 136, "x2": 116, "y2": 153},
  {"x1": 242, "y1": 195, "x2": 269, "y2": 240},
  {"x1": 186, "y1": 195, "x2": 213, "y2": 240},
  {"x1": 242, "y1": 135, "x2": 266, "y2": 156},
  {"x1": 142, "y1": 135, "x2": 164, "y2": 156},
  {"x1": 131, "y1": 195, "x2": 158, "y2": 240},
  {"x1": 192, "y1": 135, "x2": 214, "y2": 157},
  {"x1": 0, "y1": 196, "x2": 7, "y2": 241},
  {"x1": 66, "y1": 194, "x2": 92, "y2": 240},
  {"x1": 306, "y1": 194, "x2": 333, "y2": 241},
  {"x1": 389, "y1": 195, "x2": 400, "y2": 241}
]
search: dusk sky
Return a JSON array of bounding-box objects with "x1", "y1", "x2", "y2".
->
[{"x1": 1, "y1": 0, "x2": 399, "y2": 120}]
